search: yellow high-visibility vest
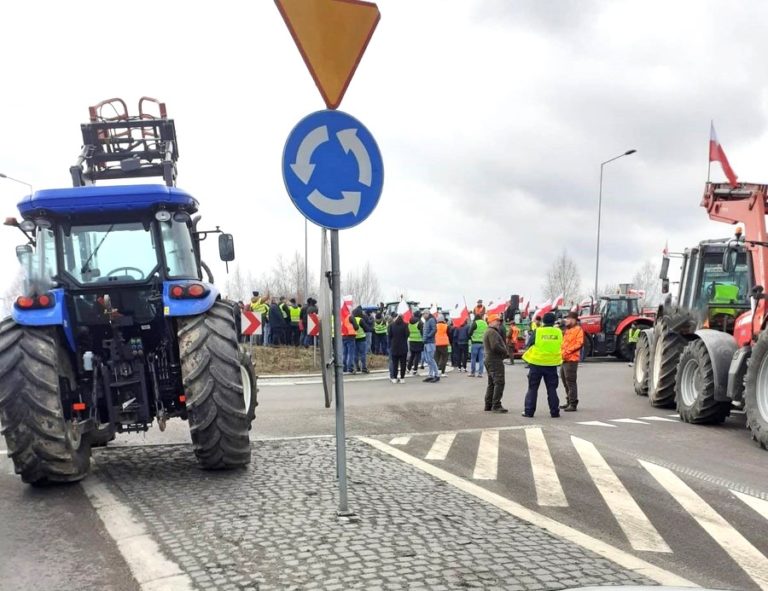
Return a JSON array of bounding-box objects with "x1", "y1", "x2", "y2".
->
[{"x1": 523, "y1": 326, "x2": 563, "y2": 366}]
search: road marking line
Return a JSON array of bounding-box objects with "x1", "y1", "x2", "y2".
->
[
  {"x1": 525, "y1": 428, "x2": 568, "y2": 507},
  {"x1": 641, "y1": 460, "x2": 768, "y2": 589},
  {"x1": 425, "y1": 433, "x2": 456, "y2": 461},
  {"x1": 389, "y1": 436, "x2": 411, "y2": 445},
  {"x1": 359, "y1": 437, "x2": 695, "y2": 587},
  {"x1": 0, "y1": 449, "x2": 7, "y2": 455},
  {"x1": 571, "y1": 437, "x2": 671, "y2": 553},
  {"x1": 667, "y1": 414, "x2": 680, "y2": 417},
  {"x1": 732, "y1": 490, "x2": 768, "y2": 521},
  {"x1": 576, "y1": 421, "x2": 617, "y2": 428},
  {"x1": 473, "y1": 430, "x2": 499, "y2": 480},
  {"x1": 639, "y1": 416, "x2": 678, "y2": 422},
  {"x1": 611, "y1": 418, "x2": 650, "y2": 425},
  {"x1": 376, "y1": 424, "x2": 540, "y2": 440},
  {"x1": 81, "y1": 477, "x2": 194, "y2": 590}
]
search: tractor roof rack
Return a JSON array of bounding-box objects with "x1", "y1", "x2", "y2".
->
[{"x1": 70, "y1": 97, "x2": 178, "y2": 188}]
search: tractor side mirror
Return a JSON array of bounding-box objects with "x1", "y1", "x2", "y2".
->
[
  {"x1": 722, "y1": 245, "x2": 738, "y2": 273},
  {"x1": 218, "y1": 233, "x2": 235, "y2": 262},
  {"x1": 659, "y1": 256, "x2": 670, "y2": 280},
  {"x1": 15, "y1": 244, "x2": 32, "y2": 264},
  {"x1": 661, "y1": 278, "x2": 670, "y2": 294}
]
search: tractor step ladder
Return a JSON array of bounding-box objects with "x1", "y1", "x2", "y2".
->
[{"x1": 70, "y1": 97, "x2": 178, "y2": 187}]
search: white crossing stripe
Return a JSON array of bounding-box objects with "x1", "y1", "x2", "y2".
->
[
  {"x1": 576, "y1": 421, "x2": 617, "y2": 428},
  {"x1": 525, "y1": 428, "x2": 568, "y2": 507},
  {"x1": 732, "y1": 490, "x2": 768, "y2": 522},
  {"x1": 473, "y1": 430, "x2": 499, "y2": 480},
  {"x1": 425, "y1": 433, "x2": 456, "y2": 461},
  {"x1": 667, "y1": 413, "x2": 680, "y2": 417},
  {"x1": 638, "y1": 416, "x2": 677, "y2": 422},
  {"x1": 611, "y1": 419, "x2": 650, "y2": 425},
  {"x1": 572, "y1": 437, "x2": 671, "y2": 553},
  {"x1": 389, "y1": 436, "x2": 411, "y2": 446},
  {"x1": 641, "y1": 460, "x2": 768, "y2": 589}
]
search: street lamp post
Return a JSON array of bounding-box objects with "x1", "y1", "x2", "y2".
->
[
  {"x1": 0, "y1": 173, "x2": 33, "y2": 195},
  {"x1": 594, "y1": 149, "x2": 637, "y2": 299}
]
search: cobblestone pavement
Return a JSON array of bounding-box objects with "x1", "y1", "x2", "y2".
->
[{"x1": 92, "y1": 438, "x2": 653, "y2": 590}]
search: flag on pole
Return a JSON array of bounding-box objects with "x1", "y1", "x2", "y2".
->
[
  {"x1": 522, "y1": 299, "x2": 530, "y2": 318},
  {"x1": 341, "y1": 295, "x2": 354, "y2": 321},
  {"x1": 450, "y1": 303, "x2": 470, "y2": 327},
  {"x1": 552, "y1": 293, "x2": 565, "y2": 311},
  {"x1": 662, "y1": 240, "x2": 669, "y2": 256},
  {"x1": 709, "y1": 123, "x2": 738, "y2": 188},
  {"x1": 487, "y1": 298, "x2": 507, "y2": 316},
  {"x1": 396, "y1": 299, "x2": 412, "y2": 323}
]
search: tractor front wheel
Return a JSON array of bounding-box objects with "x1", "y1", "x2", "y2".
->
[
  {"x1": 0, "y1": 319, "x2": 91, "y2": 484},
  {"x1": 633, "y1": 331, "x2": 651, "y2": 397},
  {"x1": 178, "y1": 302, "x2": 253, "y2": 469},
  {"x1": 743, "y1": 331, "x2": 768, "y2": 450},
  {"x1": 649, "y1": 331, "x2": 685, "y2": 408},
  {"x1": 675, "y1": 339, "x2": 730, "y2": 424}
]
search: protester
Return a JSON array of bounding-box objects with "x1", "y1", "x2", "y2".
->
[
  {"x1": 302, "y1": 298, "x2": 318, "y2": 347},
  {"x1": 452, "y1": 319, "x2": 470, "y2": 372},
  {"x1": 468, "y1": 312, "x2": 488, "y2": 378},
  {"x1": 559, "y1": 311, "x2": 584, "y2": 412},
  {"x1": 435, "y1": 314, "x2": 450, "y2": 376},
  {"x1": 352, "y1": 306, "x2": 370, "y2": 373},
  {"x1": 483, "y1": 313, "x2": 509, "y2": 413},
  {"x1": 364, "y1": 309, "x2": 374, "y2": 355},
  {"x1": 421, "y1": 309, "x2": 440, "y2": 382},
  {"x1": 407, "y1": 315, "x2": 424, "y2": 375},
  {"x1": 506, "y1": 321, "x2": 520, "y2": 365},
  {"x1": 288, "y1": 298, "x2": 301, "y2": 346},
  {"x1": 373, "y1": 312, "x2": 388, "y2": 355},
  {"x1": 342, "y1": 310, "x2": 359, "y2": 373},
  {"x1": 278, "y1": 297, "x2": 291, "y2": 343},
  {"x1": 522, "y1": 312, "x2": 563, "y2": 418},
  {"x1": 268, "y1": 298, "x2": 286, "y2": 346},
  {"x1": 474, "y1": 299, "x2": 486, "y2": 317},
  {"x1": 627, "y1": 322, "x2": 641, "y2": 367},
  {"x1": 251, "y1": 295, "x2": 269, "y2": 346},
  {"x1": 388, "y1": 313, "x2": 409, "y2": 383}
]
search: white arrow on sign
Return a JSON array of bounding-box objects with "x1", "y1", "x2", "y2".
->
[
  {"x1": 308, "y1": 189, "x2": 361, "y2": 216},
  {"x1": 307, "y1": 312, "x2": 320, "y2": 337},
  {"x1": 291, "y1": 125, "x2": 329, "y2": 184},
  {"x1": 337, "y1": 128, "x2": 372, "y2": 187}
]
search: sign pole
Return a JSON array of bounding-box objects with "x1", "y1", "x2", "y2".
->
[{"x1": 330, "y1": 229, "x2": 351, "y2": 515}]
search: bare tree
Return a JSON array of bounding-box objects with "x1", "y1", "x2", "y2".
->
[
  {"x1": 266, "y1": 252, "x2": 317, "y2": 302},
  {"x1": 542, "y1": 250, "x2": 582, "y2": 304},
  {"x1": 631, "y1": 260, "x2": 661, "y2": 308},
  {"x1": 343, "y1": 263, "x2": 381, "y2": 305}
]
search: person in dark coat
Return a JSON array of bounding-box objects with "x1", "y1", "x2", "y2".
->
[
  {"x1": 388, "y1": 314, "x2": 410, "y2": 383},
  {"x1": 268, "y1": 299, "x2": 286, "y2": 345}
]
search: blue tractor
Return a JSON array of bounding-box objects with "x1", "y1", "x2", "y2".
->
[{"x1": 0, "y1": 98, "x2": 257, "y2": 484}]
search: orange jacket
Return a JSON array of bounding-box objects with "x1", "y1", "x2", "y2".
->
[
  {"x1": 561, "y1": 325, "x2": 584, "y2": 362},
  {"x1": 436, "y1": 323, "x2": 449, "y2": 346},
  {"x1": 507, "y1": 325, "x2": 520, "y2": 344}
]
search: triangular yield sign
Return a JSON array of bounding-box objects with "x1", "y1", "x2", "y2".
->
[{"x1": 275, "y1": 0, "x2": 381, "y2": 109}]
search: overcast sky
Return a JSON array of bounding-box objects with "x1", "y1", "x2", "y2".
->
[{"x1": 2, "y1": 0, "x2": 767, "y2": 310}]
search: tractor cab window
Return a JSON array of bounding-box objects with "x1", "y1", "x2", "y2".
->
[
  {"x1": 19, "y1": 227, "x2": 56, "y2": 294},
  {"x1": 696, "y1": 252, "x2": 750, "y2": 311},
  {"x1": 61, "y1": 223, "x2": 159, "y2": 284},
  {"x1": 601, "y1": 298, "x2": 633, "y2": 334},
  {"x1": 159, "y1": 220, "x2": 199, "y2": 279}
]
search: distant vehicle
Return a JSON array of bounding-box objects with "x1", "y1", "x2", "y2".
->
[{"x1": 579, "y1": 293, "x2": 654, "y2": 360}]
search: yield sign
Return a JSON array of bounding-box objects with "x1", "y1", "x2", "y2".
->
[
  {"x1": 275, "y1": 0, "x2": 381, "y2": 109},
  {"x1": 241, "y1": 311, "x2": 263, "y2": 336},
  {"x1": 307, "y1": 312, "x2": 320, "y2": 337}
]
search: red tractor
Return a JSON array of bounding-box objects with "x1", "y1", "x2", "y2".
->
[{"x1": 579, "y1": 293, "x2": 654, "y2": 360}]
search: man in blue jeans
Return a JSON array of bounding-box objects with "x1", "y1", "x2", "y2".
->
[
  {"x1": 468, "y1": 313, "x2": 488, "y2": 377},
  {"x1": 421, "y1": 309, "x2": 440, "y2": 382},
  {"x1": 521, "y1": 312, "x2": 563, "y2": 418}
]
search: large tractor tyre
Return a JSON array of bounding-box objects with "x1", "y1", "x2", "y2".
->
[
  {"x1": 178, "y1": 301, "x2": 253, "y2": 469},
  {"x1": 655, "y1": 306, "x2": 696, "y2": 338},
  {"x1": 88, "y1": 424, "x2": 116, "y2": 448},
  {"x1": 633, "y1": 331, "x2": 651, "y2": 397},
  {"x1": 0, "y1": 319, "x2": 91, "y2": 484},
  {"x1": 649, "y1": 331, "x2": 686, "y2": 408},
  {"x1": 582, "y1": 335, "x2": 593, "y2": 359},
  {"x1": 743, "y1": 330, "x2": 768, "y2": 450},
  {"x1": 239, "y1": 347, "x2": 258, "y2": 426},
  {"x1": 675, "y1": 340, "x2": 730, "y2": 424},
  {"x1": 617, "y1": 330, "x2": 634, "y2": 361}
]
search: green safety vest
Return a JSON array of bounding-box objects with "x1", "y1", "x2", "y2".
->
[
  {"x1": 374, "y1": 321, "x2": 387, "y2": 335},
  {"x1": 408, "y1": 322, "x2": 423, "y2": 343},
  {"x1": 290, "y1": 306, "x2": 301, "y2": 323},
  {"x1": 628, "y1": 328, "x2": 641, "y2": 343},
  {"x1": 354, "y1": 316, "x2": 366, "y2": 339},
  {"x1": 470, "y1": 320, "x2": 488, "y2": 343},
  {"x1": 710, "y1": 283, "x2": 740, "y2": 317},
  {"x1": 523, "y1": 326, "x2": 563, "y2": 367}
]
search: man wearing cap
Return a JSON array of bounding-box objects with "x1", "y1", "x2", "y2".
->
[
  {"x1": 483, "y1": 313, "x2": 509, "y2": 412},
  {"x1": 559, "y1": 311, "x2": 584, "y2": 412},
  {"x1": 521, "y1": 312, "x2": 563, "y2": 418}
]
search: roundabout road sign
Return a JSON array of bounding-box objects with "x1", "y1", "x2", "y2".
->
[{"x1": 282, "y1": 110, "x2": 384, "y2": 230}]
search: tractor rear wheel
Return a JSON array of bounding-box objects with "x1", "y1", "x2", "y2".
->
[
  {"x1": 743, "y1": 330, "x2": 768, "y2": 450},
  {"x1": 675, "y1": 339, "x2": 730, "y2": 424},
  {"x1": 0, "y1": 319, "x2": 91, "y2": 484},
  {"x1": 633, "y1": 331, "x2": 651, "y2": 397},
  {"x1": 178, "y1": 301, "x2": 253, "y2": 469},
  {"x1": 617, "y1": 330, "x2": 633, "y2": 361},
  {"x1": 649, "y1": 331, "x2": 685, "y2": 408}
]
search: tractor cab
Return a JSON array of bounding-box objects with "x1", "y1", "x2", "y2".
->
[{"x1": 581, "y1": 292, "x2": 653, "y2": 360}]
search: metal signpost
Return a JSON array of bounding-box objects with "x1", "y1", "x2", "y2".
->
[{"x1": 275, "y1": 0, "x2": 382, "y2": 516}]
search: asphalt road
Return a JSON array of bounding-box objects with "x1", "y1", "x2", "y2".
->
[{"x1": 1, "y1": 358, "x2": 766, "y2": 590}]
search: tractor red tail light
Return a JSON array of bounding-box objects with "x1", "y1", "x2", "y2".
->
[
  {"x1": 15, "y1": 293, "x2": 55, "y2": 310},
  {"x1": 36, "y1": 294, "x2": 52, "y2": 308},
  {"x1": 187, "y1": 284, "x2": 206, "y2": 298},
  {"x1": 179, "y1": 394, "x2": 187, "y2": 403},
  {"x1": 169, "y1": 285, "x2": 185, "y2": 298},
  {"x1": 72, "y1": 402, "x2": 86, "y2": 411},
  {"x1": 15, "y1": 296, "x2": 34, "y2": 309}
]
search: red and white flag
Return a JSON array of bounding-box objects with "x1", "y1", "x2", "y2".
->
[
  {"x1": 396, "y1": 299, "x2": 412, "y2": 323},
  {"x1": 487, "y1": 298, "x2": 507, "y2": 316},
  {"x1": 662, "y1": 240, "x2": 669, "y2": 257},
  {"x1": 537, "y1": 298, "x2": 553, "y2": 317},
  {"x1": 522, "y1": 299, "x2": 530, "y2": 318},
  {"x1": 709, "y1": 123, "x2": 738, "y2": 188},
  {"x1": 552, "y1": 293, "x2": 565, "y2": 311},
  {"x1": 450, "y1": 303, "x2": 470, "y2": 327},
  {"x1": 341, "y1": 295, "x2": 354, "y2": 320}
]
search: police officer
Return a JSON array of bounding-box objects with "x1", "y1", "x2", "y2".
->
[
  {"x1": 521, "y1": 312, "x2": 562, "y2": 418},
  {"x1": 483, "y1": 313, "x2": 509, "y2": 412}
]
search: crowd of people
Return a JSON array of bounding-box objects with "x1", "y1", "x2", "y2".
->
[{"x1": 236, "y1": 292, "x2": 318, "y2": 347}]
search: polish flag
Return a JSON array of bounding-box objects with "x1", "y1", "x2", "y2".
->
[
  {"x1": 521, "y1": 299, "x2": 530, "y2": 318},
  {"x1": 340, "y1": 295, "x2": 354, "y2": 320},
  {"x1": 709, "y1": 123, "x2": 738, "y2": 188},
  {"x1": 537, "y1": 298, "x2": 553, "y2": 317},
  {"x1": 397, "y1": 299, "x2": 412, "y2": 323},
  {"x1": 450, "y1": 303, "x2": 470, "y2": 327},
  {"x1": 552, "y1": 293, "x2": 565, "y2": 311},
  {"x1": 487, "y1": 298, "x2": 507, "y2": 315}
]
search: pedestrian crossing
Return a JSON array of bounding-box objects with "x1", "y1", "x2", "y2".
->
[
  {"x1": 576, "y1": 413, "x2": 681, "y2": 428},
  {"x1": 386, "y1": 427, "x2": 768, "y2": 589}
]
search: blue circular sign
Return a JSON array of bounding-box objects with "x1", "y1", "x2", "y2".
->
[{"x1": 282, "y1": 110, "x2": 384, "y2": 230}]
